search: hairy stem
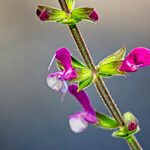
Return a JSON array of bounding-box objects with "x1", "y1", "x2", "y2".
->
[{"x1": 58, "y1": 0, "x2": 142, "y2": 149}]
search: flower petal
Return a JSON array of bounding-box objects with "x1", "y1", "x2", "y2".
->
[
  {"x1": 47, "y1": 72, "x2": 68, "y2": 93},
  {"x1": 60, "y1": 80, "x2": 68, "y2": 93},
  {"x1": 69, "y1": 113, "x2": 88, "y2": 133},
  {"x1": 55, "y1": 48, "x2": 77, "y2": 80},
  {"x1": 55, "y1": 48, "x2": 72, "y2": 71},
  {"x1": 68, "y1": 84, "x2": 97, "y2": 124},
  {"x1": 119, "y1": 47, "x2": 150, "y2": 72},
  {"x1": 89, "y1": 10, "x2": 99, "y2": 22},
  {"x1": 47, "y1": 76, "x2": 63, "y2": 91}
]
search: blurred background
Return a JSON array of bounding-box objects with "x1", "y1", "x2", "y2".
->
[{"x1": 0, "y1": 0, "x2": 150, "y2": 149}]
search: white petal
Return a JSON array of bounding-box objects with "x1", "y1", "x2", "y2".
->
[
  {"x1": 60, "y1": 81, "x2": 68, "y2": 93},
  {"x1": 69, "y1": 117, "x2": 88, "y2": 133},
  {"x1": 47, "y1": 76, "x2": 63, "y2": 91}
]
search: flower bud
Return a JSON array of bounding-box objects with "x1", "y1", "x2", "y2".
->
[
  {"x1": 128, "y1": 121, "x2": 138, "y2": 131},
  {"x1": 89, "y1": 10, "x2": 99, "y2": 22},
  {"x1": 36, "y1": 6, "x2": 49, "y2": 21}
]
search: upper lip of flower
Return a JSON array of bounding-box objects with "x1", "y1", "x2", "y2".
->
[{"x1": 119, "y1": 47, "x2": 150, "y2": 72}]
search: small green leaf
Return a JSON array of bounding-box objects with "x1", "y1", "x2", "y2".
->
[
  {"x1": 96, "y1": 112, "x2": 119, "y2": 130},
  {"x1": 74, "y1": 68, "x2": 92, "y2": 82},
  {"x1": 97, "y1": 61, "x2": 126, "y2": 77},
  {"x1": 97, "y1": 48, "x2": 126, "y2": 77},
  {"x1": 78, "y1": 75, "x2": 94, "y2": 91},
  {"x1": 99, "y1": 48, "x2": 126, "y2": 66},
  {"x1": 112, "y1": 126, "x2": 140, "y2": 139},
  {"x1": 38, "y1": 6, "x2": 67, "y2": 22},
  {"x1": 71, "y1": 7, "x2": 94, "y2": 22},
  {"x1": 71, "y1": 56, "x2": 86, "y2": 69},
  {"x1": 66, "y1": 0, "x2": 75, "y2": 11}
]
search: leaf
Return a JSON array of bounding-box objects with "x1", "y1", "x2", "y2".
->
[
  {"x1": 74, "y1": 68, "x2": 92, "y2": 82},
  {"x1": 71, "y1": 7, "x2": 94, "y2": 21},
  {"x1": 66, "y1": 0, "x2": 75, "y2": 11},
  {"x1": 71, "y1": 56, "x2": 86, "y2": 69},
  {"x1": 112, "y1": 126, "x2": 140, "y2": 139},
  {"x1": 78, "y1": 75, "x2": 94, "y2": 91},
  {"x1": 97, "y1": 48, "x2": 126, "y2": 77},
  {"x1": 38, "y1": 6, "x2": 67, "y2": 21},
  {"x1": 99, "y1": 48, "x2": 126, "y2": 66},
  {"x1": 97, "y1": 61, "x2": 126, "y2": 77},
  {"x1": 96, "y1": 112, "x2": 119, "y2": 130}
]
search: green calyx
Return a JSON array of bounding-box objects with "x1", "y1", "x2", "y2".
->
[
  {"x1": 37, "y1": 5, "x2": 67, "y2": 22},
  {"x1": 56, "y1": 55, "x2": 94, "y2": 91},
  {"x1": 112, "y1": 112, "x2": 140, "y2": 139},
  {"x1": 97, "y1": 48, "x2": 127, "y2": 77},
  {"x1": 112, "y1": 126, "x2": 140, "y2": 139},
  {"x1": 96, "y1": 112, "x2": 119, "y2": 130},
  {"x1": 66, "y1": 0, "x2": 75, "y2": 11}
]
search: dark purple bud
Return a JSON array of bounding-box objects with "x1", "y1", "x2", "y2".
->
[
  {"x1": 89, "y1": 10, "x2": 99, "y2": 22},
  {"x1": 36, "y1": 6, "x2": 50, "y2": 21},
  {"x1": 128, "y1": 121, "x2": 138, "y2": 131}
]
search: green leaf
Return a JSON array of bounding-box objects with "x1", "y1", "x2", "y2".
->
[
  {"x1": 99, "y1": 48, "x2": 126, "y2": 66},
  {"x1": 78, "y1": 75, "x2": 94, "y2": 91},
  {"x1": 66, "y1": 0, "x2": 75, "y2": 11},
  {"x1": 74, "y1": 68, "x2": 92, "y2": 82},
  {"x1": 112, "y1": 126, "x2": 140, "y2": 139},
  {"x1": 96, "y1": 112, "x2": 119, "y2": 130},
  {"x1": 38, "y1": 6, "x2": 67, "y2": 22},
  {"x1": 71, "y1": 7, "x2": 94, "y2": 22},
  {"x1": 71, "y1": 56, "x2": 86, "y2": 69},
  {"x1": 97, "y1": 48, "x2": 126, "y2": 77},
  {"x1": 97, "y1": 61, "x2": 126, "y2": 77}
]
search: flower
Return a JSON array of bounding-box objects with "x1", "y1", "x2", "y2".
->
[
  {"x1": 123, "y1": 112, "x2": 138, "y2": 131},
  {"x1": 36, "y1": 6, "x2": 51, "y2": 21},
  {"x1": 89, "y1": 10, "x2": 99, "y2": 22},
  {"x1": 47, "y1": 48, "x2": 77, "y2": 93},
  {"x1": 68, "y1": 84, "x2": 97, "y2": 133},
  {"x1": 128, "y1": 121, "x2": 138, "y2": 131},
  {"x1": 119, "y1": 47, "x2": 150, "y2": 72}
]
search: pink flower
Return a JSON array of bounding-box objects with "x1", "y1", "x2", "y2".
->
[
  {"x1": 68, "y1": 84, "x2": 97, "y2": 133},
  {"x1": 89, "y1": 10, "x2": 99, "y2": 22},
  {"x1": 119, "y1": 47, "x2": 150, "y2": 72},
  {"x1": 47, "y1": 48, "x2": 77, "y2": 93},
  {"x1": 36, "y1": 6, "x2": 50, "y2": 21}
]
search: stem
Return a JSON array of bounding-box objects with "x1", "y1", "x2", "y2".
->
[
  {"x1": 127, "y1": 136, "x2": 142, "y2": 150},
  {"x1": 58, "y1": 0, "x2": 142, "y2": 149}
]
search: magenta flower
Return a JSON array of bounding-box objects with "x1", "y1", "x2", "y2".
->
[
  {"x1": 119, "y1": 47, "x2": 150, "y2": 72},
  {"x1": 89, "y1": 10, "x2": 99, "y2": 22},
  {"x1": 47, "y1": 48, "x2": 77, "y2": 93},
  {"x1": 68, "y1": 84, "x2": 97, "y2": 133},
  {"x1": 36, "y1": 6, "x2": 50, "y2": 21},
  {"x1": 128, "y1": 121, "x2": 138, "y2": 131}
]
